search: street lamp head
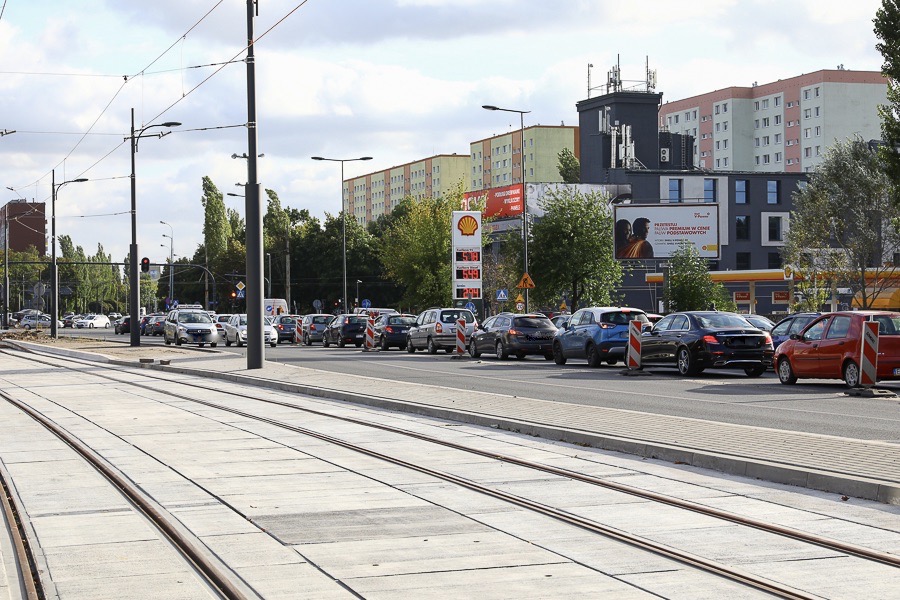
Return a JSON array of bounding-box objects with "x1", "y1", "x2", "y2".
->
[
  {"x1": 311, "y1": 156, "x2": 325, "y2": 161},
  {"x1": 482, "y1": 105, "x2": 499, "y2": 111},
  {"x1": 359, "y1": 156, "x2": 372, "y2": 161},
  {"x1": 73, "y1": 178, "x2": 88, "y2": 183},
  {"x1": 161, "y1": 122, "x2": 181, "y2": 128}
]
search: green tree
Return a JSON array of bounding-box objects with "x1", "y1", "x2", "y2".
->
[
  {"x1": 557, "y1": 148, "x2": 580, "y2": 184},
  {"x1": 784, "y1": 136, "x2": 899, "y2": 308},
  {"x1": 526, "y1": 186, "x2": 622, "y2": 309},
  {"x1": 874, "y1": 0, "x2": 900, "y2": 213},
  {"x1": 379, "y1": 190, "x2": 464, "y2": 310},
  {"x1": 201, "y1": 176, "x2": 230, "y2": 262},
  {"x1": 665, "y1": 242, "x2": 735, "y2": 312}
]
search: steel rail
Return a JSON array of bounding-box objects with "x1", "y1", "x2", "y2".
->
[{"x1": 0, "y1": 468, "x2": 40, "y2": 600}]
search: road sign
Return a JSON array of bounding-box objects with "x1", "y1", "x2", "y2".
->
[
  {"x1": 236, "y1": 290, "x2": 245, "y2": 299},
  {"x1": 496, "y1": 289, "x2": 509, "y2": 302},
  {"x1": 517, "y1": 273, "x2": 535, "y2": 289},
  {"x1": 559, "y1": 301, "x2": 568, "y2": 311},
  {"x1": 362, "y1": 299, "x2": 371, "y2": 308},
  {"x1": 313, "y1": 299, "x2": 323, "y2": 311},
  {"x1": 515, "y1": 293, "x2": 524, "y2": 303},
  {"x1": 236, "y1": 281, "x2": 246, "y2": 291},
  {"x1": 516, "y1": 302, "x2": 525, "y2": 312},
  {"x1": 464, "y1": 301, "x2": 476, "y2": 312}
]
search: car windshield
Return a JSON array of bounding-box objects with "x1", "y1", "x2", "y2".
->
[
  {"x1": 872, "y1": 314, "x2": 900, "y2": 335},
  {"x1": 696, "y1": 314, "x2": 756, "y2": 328},
  {"x1": 238, "y1": 316, "x2": 248, "y2": 326},
  {"x1": 312, "y1": 316, "x2": 331, "y2": 324},
  {"x1": 513, "y1": 316, "x2": 553, "y2": 328},
  {"x1": 179, "y1": 312, "x2": 212, "y2": 324},
  {"x1": 388, "y1": 316, "x2": 416, "y2": 325},
  {"x1": 348, "y1": 316, "x2": 367, "y2": 324},
  {"x1": 599, "y1": 311, "x2": 648, "y2": 325},
  {"x1": 280, "y1": 317, "x2": 296, "y2": 324},
  {"x1": 744, "y1": 316, "x2": 774, "y2": 330},
  {"x1": 440, "y1": 311, "x2": 473, "y2": 323}
]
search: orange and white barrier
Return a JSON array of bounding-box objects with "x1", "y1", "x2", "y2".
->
[
  {"x1": 627, "y1": 320, "x2": 642, "y2": 370},
  {"x1": 456, "y1": 318, "x2": 466, "y2": 356},
  {"x1": 364, "y1": 317, "x2": 376, "y2": 351},
  {"x1": 860, "y1": 321, "x2": 879, "y2": 387}
]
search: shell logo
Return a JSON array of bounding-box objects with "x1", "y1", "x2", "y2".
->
[{"x1": 457, "y1": 215, "x2": 479, "y2": 236}]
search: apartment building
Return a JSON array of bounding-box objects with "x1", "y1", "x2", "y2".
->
[
  {"x1": 344, "y1": 154, "x2": 469, "y2": 225},
  {"x1": 468, "y1": 125, "x2": 578, "y2": 191},
  {"x1": 660, "y1": 69, "x2": 887, "y2": 173},
  {"x1": 0, "y1": 200, "x2": 47, "y2": 254}
]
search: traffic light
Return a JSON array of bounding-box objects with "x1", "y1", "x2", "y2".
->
[
  {"x1": 231, "y1": 291, "x2": 237, "y2": 299},
  {"x1": 140, "y1": 257, "x2": 150, "y2": 273}
]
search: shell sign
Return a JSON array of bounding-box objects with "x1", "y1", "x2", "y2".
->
[
  {"x1": 452, "y1": 211, "x2": 482, "y2": 247},
  {"x1": 457, "y1": 214, "x2": 479, "y2": 236}
]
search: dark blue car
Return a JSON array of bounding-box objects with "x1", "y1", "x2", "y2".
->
[
  {"x1": 770, "y1": 312, "x2": 822, "y2": 350},
  {"x1": 552, "y1": 307, "x2": 649, "y2": 367},
  {"x1": 374, "y1": 314, "x2": 416, "y2": 350}
]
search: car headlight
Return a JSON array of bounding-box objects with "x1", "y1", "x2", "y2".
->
[{"x1": 177, "y1": 326, "x2": 186, "y2": 334}]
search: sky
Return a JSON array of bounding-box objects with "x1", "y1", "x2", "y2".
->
[{"x1": 0, "y1": 0, "x2": 888, "y2": 266}]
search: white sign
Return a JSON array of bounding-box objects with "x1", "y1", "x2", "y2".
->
[
  {"x1": 614, "y1": 204, "x2": 720, "y2": 259},
  {"x1": 452, "y1": 211, "x2": 482, "y2": 299}
]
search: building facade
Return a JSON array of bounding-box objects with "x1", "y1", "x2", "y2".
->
[
  {"x1": 468, "y1": 125, "x2": 578, "y2": 191},
  {"x1": 659, "y1": 69, "x2": 887, "y2": 173},
  {"x1": 0, "y1": 200, "x2": 47, "y2": 255}
]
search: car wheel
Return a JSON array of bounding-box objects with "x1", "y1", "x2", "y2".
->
[
  {"x1": 744, "y1": 365, "x2": 766, "y2": 377},
  {"x1": 338, "y1": 338, "x2": 346, "y2": 348},
  {"x1": 406, "y1": 337, "x2": 416, "y2": 353},
  {"x1": 677, "y1": 347, "x2": 700, "y2": 376},
  {"x1": 237, "y1": 338, "x2": 244, "y2": 347},
  {"x1": 211, "y1": 343, "x2": 217, "y2": 348},
  {"x1": 544, "y1": 353, "x2": 554, "y2": 361},
  {"x1": 427, "y1": 337, "x2": 438, "y2": 355},
  {"x1": 89, "y1": 323, "x2": 94, "y2": 329},
  {"x1": 104, "y1": 323, "x2": 110, "y2": 328},
  {"x1": 775, "y1": 358, "x2": 796, "y2": 384},
  {"x1": 198, "y1": 343, "x2": 205, "y2": 348},
  {"x1": 355, "y1": 342, "x2": 362, "y2": 348},
  {"x1": 165, "y1": 334, "x2": 171, "y2": 345},
  {"x1": 380, "y1": 336, "x2": 389, "y2": 351},
  {"x1": 468, "y1": 339, "x2": 481, "y2": 358},
  {"x1": 225, "y1": 337, "x2": 232, "y2": 347},
  {"x1": 323, "y1": 336, "x2": 330, "y2": 348},
  {"x1": 606, "y1": 359, "x2": 618, "y2": 366},
  {"x1": 586, "y1": 344, "x2": 602, "y2": 368},
  {"x1": 304, "y1": 334, "x2": 311, "y2": 346},
  {"x1": 843, "y1": 360, "x2": 861, "y2": 388},
  {"x1": 175, "y1": 337, "x2": 182, "y2": 346},
  {"x1": 515, "y1": 351, "x2": 526, "y2": 360},
  {"x1": 23, "y1": 324, "x2": 30, "y2": 330},
  {"x1": 495, "y1": 340, "x2": 508, "y2": 360},
  {"x1": 271, "y1": 342, "x2": 277, "y2": 348},
  {"x1": 553, "y1": 342, "x2": 567, "y2": 365}
]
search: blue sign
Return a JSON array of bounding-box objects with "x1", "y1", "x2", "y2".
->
[
  {"x1": 464, "y1": 301, "x2": 476, "y2": 312},
  {"x1": 496, "y1": 289, "x2": 509, "y2": 301},
  {"x1": 236, "y1": 290, "x2": 245, "y2": 299},
  {"x1": 362, "y1": 299, "x2": 371, "y2": 308}
]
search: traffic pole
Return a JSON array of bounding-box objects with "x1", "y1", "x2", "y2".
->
[
  {"x1": 364, "y1": 317, "x2": 376, "y2": 352},
  {"x1": 859, "y1": 321, "x2": 879, "y2": 387},
  {"x1": 455, "y1": 318, "x2": 466, "y2": 357},
  {"x1": 627, "y1": 320, "x2": 642, "y2": 370}
]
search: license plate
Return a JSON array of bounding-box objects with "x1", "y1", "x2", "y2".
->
[
  {"x1": 356, "y1": 334, "x2": 363, "y2": 338},
  {"x1": 894, "y1": 368, "x2": 900, "y2": 376}
]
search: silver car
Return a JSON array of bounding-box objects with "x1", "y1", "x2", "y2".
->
[
  {"x1": 296, "y1": 313, "x2": 335, "y2": 345},
  {"x1": 223, "y1": 314, "x2": 277, "y2": 348},
  {"x1": 163, "y1": 309, "x2": 218, "y2": 347},
  {"x1": 407, "y1": 307, "x2": 476, "y2": 354}
]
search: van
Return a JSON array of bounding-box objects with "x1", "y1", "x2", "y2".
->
[{"x1": 264, "y1": 299, "x2": 288, "y2": 316}]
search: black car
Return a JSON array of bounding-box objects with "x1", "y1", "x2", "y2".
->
[
  {"x1": 374, "y1": 314, "x2": 416, "y2": 350},
  {"x1": 114, "y1": 316, "x2": 131, "y2": 334},
  {"x1": 323, "y1": 314, "x2": 368, "y2": 348},
  {"x1": 641, "y1": 311, "x2": 773, "y2": 377},
  {"x1": 272, "y1": 314, "x2": 299, "y2": 343},
  {"x1": 469, "y1": 313, "x2": 556, "y2": 360}
]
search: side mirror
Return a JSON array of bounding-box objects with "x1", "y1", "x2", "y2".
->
[
  {"x1": 641, "y1": 323, "x2": 652, "y2": 333},
  {"x1": 789, "y1": 333, "x2": 800, "y2": 341}
]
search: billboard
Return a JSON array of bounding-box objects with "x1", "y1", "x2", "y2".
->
[
  {"x1": 464, "y1": 184, "x2": 523, "y2": 218},
  {"x1": 614, "y1": 204, "x2": 719, "y2": 259}
]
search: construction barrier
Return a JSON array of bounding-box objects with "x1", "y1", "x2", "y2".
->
[
  {"x1": 860, "y1": 321, "x2": 879, "y2": 387},
  {"x1": 364, "y1": 317, "x2": 376, "y2": 351},
  {"x1": 456, "y1": 318, "x2": 466, "y2": 356},
  {"x1": 627, "y1": 320, "x2": 642, "y2": 370}
]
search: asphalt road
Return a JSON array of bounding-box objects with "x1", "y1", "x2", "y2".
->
[{"x1": 63, "y1": 327, "x2": 900, "y2": 443}]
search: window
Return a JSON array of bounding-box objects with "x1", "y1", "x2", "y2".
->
[
  {"x1": 716, "y1": 122, "x2": 721, "y2": 132},
  {"x1": 723, "y1": 102, "x2": 728, "y2": 112},
  {"x1": 804, "y1": 128, "x2": 811, "y2": 138},
  {"x1": 815, "y1": 146, "x2": 821, "y2": 156},
  {"x1": 704, "y1": 178, "x2": 717, "y2": 202},
  {"x1": 668, "y1": 178, "x2": 683, "y2": 202},
  {"x1": 815, "y1": 86, "x2": 820, "y2": 97},
  {"x1": 755, "y1": 137, "x2": 760, "y2": 147},
  {"x1": 768, "y1": 215, "x2": 783, "y2": 241},
  {"x1": 715, "y1": 140, "x2": 720, "y2": 150},
  {"x1": 723, "y1": 157, "x2": 729, "y2": 167},
  {"x1": 814, "y1": 126, "x2": 821, "y2": 137},
  {"x1": 775, "y1": 152, "x2": 782, "y2": 163},
  {"x1": 715, "y1": 159, "x2": 721, "y2": 168},
  {"x1": 755, "y1": 119, "x2": 760, "y2": 129},
  {"x1": 763, "y1": 154, "x2": 771, "y2": 164},
  {"x1": 762, "y1": 99, "x2": 769, "y2": 109},
  {"x1": 735, "y1": 180, "x2": 748, "y2": 203},
  {"x1": 774, "y1": 96, "x2": 781, "y2": 107},
  {"x1": 693, "y1": 109, "x2": 697, "y2": 120},
  {"x1": 735, "y1": 215, "x2": 750, "y2": 239},
  {"x1": 826, "y1": 316, "x2": 852, "y2": 339},
  {"x1": 723, "y1": 121, "x2": 728, "y2": 131},
  {"x1": 814, "y1": 106, "x2": 821, "y2": 117},
  {"x1": 774, "y1": 133, "x2": 781, "y2": 144},
  {"x1": 767, "y1": 180, "x2": 780, "y2": 204},
  {"x1": 715, "y1": 104, "x2": 720, "y2": 115},
  {"x1": 763, "y1": 118, "x2": 770, "y2": 128},
  {"x1": 768, "y1": 252, "x2": 782, "y2": 269},
  {"x1": 763, "y1": 136, "x2": 770, "y2": 146},
  {"x1": 685, "y1": 111, "x2": 690, "y2": 121},
  {"x1": 804, "y1": 108, "x2": 811, "y2": 119},
  {"x1": 803, "y1": 89, "x2": 811, "y2": 100},
  {"x1": 723, "y1": 139, "x2": 728, "y2": 149},
  {"x1": 754, "y1": 101, "x2": 760, "y2": 111},
  {"x1": 775, "y1": 115, "x2": 782, "y2": 125},
  {"x1": 736, "y1": 252, "x2": 752, "y2": 270},
  {"x1": 674, "y1": 114, "x2": 679, "y2": 124}
]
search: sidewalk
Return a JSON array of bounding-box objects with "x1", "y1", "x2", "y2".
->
[{"x1": 5, "y1": 338, "x2": 900, "y2": 505}]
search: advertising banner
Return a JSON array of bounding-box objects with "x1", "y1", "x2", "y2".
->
[
  {"x1": 464, "y1": 184, "x2": 523, "y2": 218},
  {"x1": 614, "y1": 204, "x2": 719, "y2": 259}
]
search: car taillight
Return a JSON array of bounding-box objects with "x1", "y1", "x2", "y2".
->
[
  {"x1": 702, "y1": 335, "x2": 719, "y2": 344},
  {"x1": 385, "y1": 326, "x2": 394, "y2": 333},
  {"x1": 435, "y1": 322, "x2": 443, "y2": 333},
  {"x1": 278, "y1": 325, "x2": 284, "y2": 330},
  {"x1": 508, "y1": 328, "x2": 520, "y2": 335},
  {"x1": 763, "y1": 332, "x2": 773, "y2": 346},
  {"x1": 310, "y1": 324, "x2": 317, "y2": 331},
  {"x1": 599, "y1": 323, "x2": 614, "y2": 329}
]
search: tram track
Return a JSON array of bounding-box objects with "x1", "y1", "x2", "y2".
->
[{"x1": 2, "y1": 346, "x2": 898, "y2": 598}]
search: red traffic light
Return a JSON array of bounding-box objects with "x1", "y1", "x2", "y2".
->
[{"x1": 140, "y1": 257, "x2": 150, "y2": 273}]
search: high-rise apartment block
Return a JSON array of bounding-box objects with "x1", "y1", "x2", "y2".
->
[{"x1": 660, "y1": 69, "x2": 887, "y2": 173}]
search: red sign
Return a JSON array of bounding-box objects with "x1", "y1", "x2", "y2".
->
[
  {"x1": 464, "y1": 184, "x2": 524, "y2": 219},
  {"x1": 772, "y1": 291, "x2": 791, "y2": 303},
  {"x1": 733, "y1": 291, "x2": 751, "y2": 302}
]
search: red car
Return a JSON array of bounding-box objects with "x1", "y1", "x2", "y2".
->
[{"x1": 773, "y1": 311, "x2": 900, "y2": 387}]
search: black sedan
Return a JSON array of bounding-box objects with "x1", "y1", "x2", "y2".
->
[
  {"x1": 114, "y1": 316, "x2": 131, "y2": 334},
  {"x1": 469, "y1": 313, "x2": 556, "y2": 360},
  {"x1": 374, "y1": 314, "x2": 416, "y2": 350},
  {"x1": 641, "y1": 311, "x2": 773, "y2": 377},
  {"x1": 323, "y1": 314, "x2": 368, "y2": 348}
]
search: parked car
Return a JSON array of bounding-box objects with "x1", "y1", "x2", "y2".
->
[
  {"x1": 550, "y1": 314, "x2": 571, "y2": 329},
  {"x1": 645, "y1": 313, "x2": 665, "y2": 324},
  {"x1": 147, "y1": 315, "x2": 167, "y2": 336},
  {"x1": 214, "y1": 314, "x2": 232, "y2": 339},
  {"x1": 163, "y1": 308, "x2": 219, "y2": 347},
  {"x1": 223, "y1": 314, "x2": 277, "y2": 348},
  {"x1": 62, "y1": 313, "x2": 82, "y2": 328},
  {"x1": 108, "y1": 312, "x2": 122, "y2": 321},
  {"x1": 297, "y1": 313, "x2": 334, "y2": 345},
  {"x1": 114, "y1": 316, "x2": 132, "y2": 334},
  {"x1": 770, "y1": 312, "x2": 823, "y2": 350},
  {"x1": 373, "y1": 314, "x2": 417, "y2": 350},
  {"x1": 322, "y1": 314, "x2": 369, "y2": 348},
  {"x1": 407, "y1": 307, "x2": 477, "y2": 354},
  {"x1": 773, "y1": 311, "x2": 900, "y2": 387},
  {"x1": 553, "y1": 307, "x2": 648, "y2": 367},
  {"x1": 75, "y1": 314, "x2": 111, "y2": 329},
  {"x1": 641, "y1": 311, "x2": 773, "y2": 377},
  {"x1": 469, "y1": 313, "x2": 557, "y2": 360},
  {"x1": 19, "y1": 313, "x2": 57, "y2": 330},
  {"x1": 742, "y1": 314, "x2": 776, "y2": 332},
  {"x1": 354, "y1": 307, "x2": 399, "y2": 319},
  {"x1": 271, "y1": 314, "x2": 299, "y2": 344}
]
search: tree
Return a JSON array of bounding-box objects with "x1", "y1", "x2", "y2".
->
[
  {"x1": 201, "y1": 176, "x2": 230, "y2": 262},
  {"x1": 526, "y1": 185, "x2": 622, "y2": 309},
  {"x1": 874, "y1": 0, "x2": 900, "y2": 212},
  {"x1": 665, "y1": 242, "x2": 736, "y2": 312},
  {"x1": 379, "y1": 190, "x2": 464, "y2": 310},
  {"x1": 783, "y1": 136, "x2": 900, "y2": 308},
  {"x1": 557, "y1": 148, "x2": 580, "y2": 184}
]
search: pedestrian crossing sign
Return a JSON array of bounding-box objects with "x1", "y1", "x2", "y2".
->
[{"x1": 496, "y1": 289, "x2": 509, "y2": 301}]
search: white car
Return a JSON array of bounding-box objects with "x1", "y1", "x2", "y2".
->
[
  {"x1": 74, "y1": 314, "x2": 111, "y2": 329},
  {"x1": 223, "y1": 314, "x2": 277, "y2": 348},
  {"x1": 19, "y1": 314, "x2": 61, "y2": 330}
]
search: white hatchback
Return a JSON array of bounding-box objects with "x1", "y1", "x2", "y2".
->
[{"x1": 75, "y1": 314, "x2": 111, "y2": 329}]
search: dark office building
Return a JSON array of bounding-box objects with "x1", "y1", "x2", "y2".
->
[{"x1": 0, "y1": 200, "x2": 47, "y2": 255}]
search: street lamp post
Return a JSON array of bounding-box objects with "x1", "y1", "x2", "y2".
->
[
  {"x1": 266, "y1": 253, "x2": 271, "y2": 298},
  {"x1": 356, "y1": 279, "x2": 362, "y2": 308},
  {"x1": 160, "y1": 221, "x2": 174, "y2": 308},
  {"x1": 311, "y1": 156, "x2": 372, "y2": 313},
  {"x1": 127, "y1": 108, "x2": 180, "y2": 347},
  {"x1": 50, "y1": 170, "x2": 88, "y2": 338},
  {"x1": 483, "y1": 104, "x2": 531, "y2": 312}
]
